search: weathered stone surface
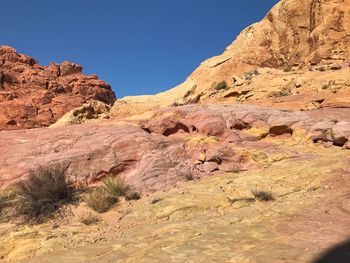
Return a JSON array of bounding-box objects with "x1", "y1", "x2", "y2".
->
[
  {"x1": 2, "y1": 1, "x2": 350, "y2": 262},
  {"x1": 1, "y1": 143, "x2": 349, "y2": 263},
  {"x1": 51, "y1": 100, "x2": 111, "y2": 127},
  {"x1": 2, "y1": 104, "x2": 350, "y2": 190},
  {"x1": 0, "y1": 46, "x2": 116, "y2": 130},
  {"x1": 331, "y1": 121, "x2": 350, "y2": 146},
  {"x1": 201, "y1": 161, "x2": 219, "y2": 173},
  {"x1": 112, "y1": 0, "x2": 350, "y2": 114},
  {"x1": 308, "y1": 121, "x2": 334, "y2": 142}
]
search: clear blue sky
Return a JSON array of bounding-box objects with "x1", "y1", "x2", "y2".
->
[{"x1": 1, "y1": 0, "x2": 279, "y2": 98}]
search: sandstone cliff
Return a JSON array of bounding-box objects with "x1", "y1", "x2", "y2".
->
[
  {"x1": 1, "y1": 1, "x2": 350, "y2": 261},
  {"x1": 0, "y1": 46, "x2": 116, "y2": 130},
  {"x1": 113, "y1": 0, "x2": 350, "y2": 115}
]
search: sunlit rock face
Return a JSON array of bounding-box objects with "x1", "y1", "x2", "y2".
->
[
  {"x1": 113, "y1": 0, "x2": 350, "y2": 114},
  {"x1": 0, "y1": 45, "x2": 116, "y2": 130}
]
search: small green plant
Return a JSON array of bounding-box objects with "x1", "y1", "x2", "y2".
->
[
  {"x1": 251, "y1": 189, "x2": 274, "y2": 202},
  {"x1": 84, "y1": 187, "x2": 117, "y2": 213},
  {"x1": 15, "y1": 165, "x2": 77, "y2": 224},
  {"x1": 79, "y1": 212, "x2": 101, "y2": 225},
  {"x1": 102, "y1": 176, "x2": 129, "y2": 197}
]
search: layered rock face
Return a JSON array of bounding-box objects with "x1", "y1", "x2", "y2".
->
[
  {"x1": 115, "y1": 0, "x2": 350, "y2": 113},
  {"x1": 0, "y1": 46, "x2": 116, "y2": 130},
  {"x1": 1, "y1": 1, "x2": 350, "y2": 261},
  {"x1": 1, "y1": 104, "x2": 350, "y2": 190}
]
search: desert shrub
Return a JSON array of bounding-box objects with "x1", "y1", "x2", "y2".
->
[
  {"x1": 181, "y1": 170, "x2": 194, "y2": 181},
  {"x1": 330, "y1": 119, "x2": 339, "y2": 124},
  {"x1": 102, "y1": 176, "x2": 129, "y2": 197},
  {"x1": 244, "y1": 69, "x2": 260, "y2": 80},
  {"x1": 170, "y1": 102, "x2": 183, "y2": 107},
  {"x1": 0, "y1": 189, "x2": 18, "y2": 222},
  {"x1": 150, "y1": 198, "x2": 162, "y2": 204},
  {"x1": 79, "y1": 212, "x2": 101, "y2": 225},
  {"x1": 268, "y1": 87, "x2": 291, "y2": 97},
  {"x1": 85, "y1": 177, "x2": 139, "y2": 212},
  {"x1": 15, "y1": 165, "x2": 76, "y2": 224},
  {"x1": 125, "y1": 191, "x2": 141, "y2": 201},
  {"x1": 0, "y1": 191, "x2": 11, "y2": 214},
  {"x1": 84, "y1": 187, "x2": 117, "y2": 213},
  {"x1": 283, "y1": 65, "x2": 293, "y2": 72},
  {"x1": 184, "y1": 173, "x2": 194, "y2": 181},
  {"x1": 251, "y1": 189, "x2": 274, "y2": 202},
  {"x1": 316, "y1": 66, "x2": 326, "y2": 72},
  {"x1": 212, "y1": 81, "x2": 227, "y2": 91},
  {"x1": 321, "y1": 83, "x2": 329, "y2": 90},
  {"x1": 330, "y1": 64, "x2": 342, "y2": 70}
]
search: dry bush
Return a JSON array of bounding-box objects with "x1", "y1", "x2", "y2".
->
[
  {"x1": 84, "y1": 187, "x2": 117, "y2": 213},
  {"x1": 212, "y1": 81, "x2": 227, "y2": 91},
  {"x1": 0, "y1": 192, "x2": 10, "y2": 212},
  {"x1": 79, "y1": 212, "x2": 101, "y2": 225},
  {"x1": 251, "y1": 189, "x2": 275, "y2": 202},
  {"x1": 125, "y1": 191, "x2": 141, "y2": 201},
  {"x1": 102, "y1": 176, "x2": 129, "y2": 197},
  {"x1": 170, "y1": 102, "x2": 183, "y2": 107},
  {"x1": 0, "y1": 190, "x2": 13, "y2": 215},
  {"x1": 85, "y1": 176, "x2": 140, "y2": 213},
  {"x1": 15, "y1": 165, "x2": 77, "y2": 224}
]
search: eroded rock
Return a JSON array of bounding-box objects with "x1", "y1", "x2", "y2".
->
[{"x1": 0, "y1": 46, "x2": 116, "y2": 130}]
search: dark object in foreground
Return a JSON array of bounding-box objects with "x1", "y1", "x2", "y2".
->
[
  {"x1": 15, "y1": 165, "x2": 77, "y2": 224},
  {"x1": 251, "y1": 190, "x2": 275, "y2": 202},
  {"x1": 313, "y1": 239, "x2": 350, "y2": 263}
]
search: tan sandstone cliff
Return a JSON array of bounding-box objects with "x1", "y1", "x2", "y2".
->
[{"x1": 112, "y1": 0, "x2": 350, "y2": 116}]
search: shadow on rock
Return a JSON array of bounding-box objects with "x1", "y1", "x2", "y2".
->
[{"x1": 313, "y1": 239, "x2": 350, "y2": 263}]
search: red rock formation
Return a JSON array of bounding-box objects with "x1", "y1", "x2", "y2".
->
[{"x1": 0, "y1": 46, "x2": 116, "y2": 130}]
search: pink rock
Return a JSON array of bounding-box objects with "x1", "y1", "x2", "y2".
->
[
  {"x1": 185, "y1": 111, "x2": 227, "y2": 136},
  {"x1": 308, "y1": 122, "x2": 334, "y2": 141},
  {"x1": 201, "y1": 162, "x2": 219, "y2": 173},
  {"x1": 331, "y1": 121, "x2": 350, "y2": 146},
  {"x1": 345, "y1": 140, "x2": 350, "y2": 149}
]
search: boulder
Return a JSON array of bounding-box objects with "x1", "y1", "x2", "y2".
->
[
  {"x1": 308, "y1": 122, "x2": 334, "y2": 142},
  {"x1": 331, "y1": 121, "x2": 350, "y2": 146}
]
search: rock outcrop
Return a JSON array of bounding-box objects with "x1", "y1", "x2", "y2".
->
[
  {"x1": 113, "y1": 0, "x2": 350, "y2": 114},
  {"x1": 1, "y1": 104, "x2": 350, "y2": 190},
  {"x1": 1, "y1": 1, "x2": 350, "y2": 261},
  {"x1": 50, "y1": 100, "x2": 111, "y2": 128},
  {"x1": 0, "y1": 46, "x2": 116, "y2": 130}
]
